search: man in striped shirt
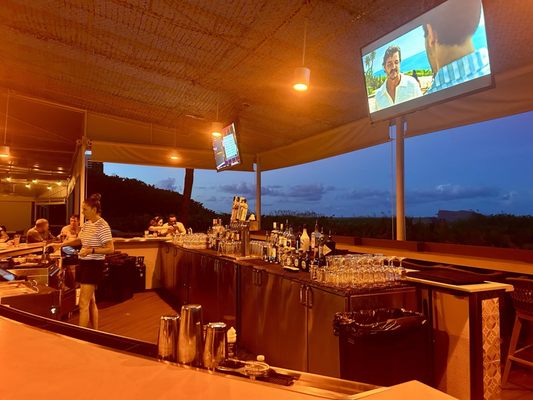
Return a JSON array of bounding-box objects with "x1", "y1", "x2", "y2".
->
[{"x1": 423, "y1": 0, "x2": 489, "y2": 95}]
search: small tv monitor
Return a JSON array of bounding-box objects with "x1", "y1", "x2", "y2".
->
[
  {"x1": 361, "y1": 0, "x2": 492, "y2": 122},
  {"x1": 213, "y1": 123, "x2": 241, "y2": 171}
]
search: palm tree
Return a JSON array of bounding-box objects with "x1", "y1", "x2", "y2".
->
[{"x1": 180, "y1": 168, "x2": 194, "y2": 227}]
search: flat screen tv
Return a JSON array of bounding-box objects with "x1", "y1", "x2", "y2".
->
[
  {"x1": 361, "y1": 0, "x2": 492, "y2": 122},
  {"x1": 213, "y1": 122, "x2": 241, "y2": 171}
]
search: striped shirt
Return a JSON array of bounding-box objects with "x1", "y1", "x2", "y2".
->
[
  {"x1": 426, "y1": 48, "x2": 490, "y2": 94},
  {"x1": 78, "y1": 218, "x2": 112, "y2": 261}
]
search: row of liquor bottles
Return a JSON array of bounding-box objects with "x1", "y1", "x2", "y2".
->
[{"x1": 263, "y1": 221, "x2": 336, "y2": 272}]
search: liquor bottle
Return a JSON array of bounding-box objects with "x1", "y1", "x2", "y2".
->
[
  {"x1": 300, "y1": 224, "x2": 310, "y2": 253},
  {"x1": 230, "y1": 196, "x2": 238, "y2": 221},
  {"x1": 300, "y1": 250, "x2": 310, "y2": 272},
  {"x1": 263, "y1": 232, "x2": 270, "y2": 262},
  {"x1": 239, "y1": 198, "x2": 248, "y2": 221},
  {"x1": 323, "y1": 230, "x2": 336, "y2": 257},
  {"x1": 295, "y1": 226, "x2": 302, "y2": 251},
  {"x1": 310, "y1": 220, "x2": 319, "y2": 252},
  {"x1": 294, "y1": 250, "x2": 301, "y2": 269}
]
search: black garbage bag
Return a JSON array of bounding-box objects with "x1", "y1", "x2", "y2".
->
[
  {"x1": 333, "y1": 308, "x2": 426, "y2": 337},
  {"x1": 333, "y1": 308, "x2": 432, "y2": 387}
]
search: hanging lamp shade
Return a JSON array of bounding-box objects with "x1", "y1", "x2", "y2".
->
[
  {"x1": 0, "y1": 145, "x2": 9, "y2": 158},
  {"x1": 293, "y1": 67, "x2": 310, "y2": 91},
  {"x1": 211, "y1": 121, "x2": 223, "y2": 137}
]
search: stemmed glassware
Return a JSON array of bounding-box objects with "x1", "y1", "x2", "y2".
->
[{"x1": 318, "y1": 254, "x2": 405, "y2": 289}]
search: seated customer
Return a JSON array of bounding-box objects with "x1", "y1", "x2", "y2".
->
[
  {"x1": 0, "y1": 226, "x2": 9, "y2": 243},
  {"x1": 161, "y1": 214, "x2": 186, "y2": 236},
  {"x1": 60, "y1": 215, "x2": 81, "y2": 241},
  {"x1": 148, "y1": 215, "x2": 164, "y2": 236},
  {"x1": 27, "y1": 219, "x2": 56, "y2": 243}
]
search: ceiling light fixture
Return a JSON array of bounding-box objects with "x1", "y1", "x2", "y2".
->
[
  {"x1": 57, "y1": 181, "x2": 62, "y2": 186},
  {"x1": 211, "y1": 99, "x2": 223, "y2": 137},
  {"x1": 47, "y1": 185, "x2": 52, "y2": 190},
  {"x1": 25, "y1": 183, "x2": 31, "y2": 188},
  {"x1": 293, "y1": 18, "x2": 310, "y2": 92},
  {"x1": 170, "y1": 155, "x2": 179, "y2": 160},
  {"x1": 32, "y1": 179, "x2": 38, "y2": 184}
]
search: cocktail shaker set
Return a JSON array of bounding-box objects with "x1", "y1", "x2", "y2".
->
[{"x1": 157, "y1": 304, "x2": 228, "y2": 369}]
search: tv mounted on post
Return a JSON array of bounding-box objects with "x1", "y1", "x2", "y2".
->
[
  {"x1": 213, "y1": 122, "x2": 241, "y2": 172},
  {"x1": 361, "y1": 0, "x2": 492, "y2": 122}
]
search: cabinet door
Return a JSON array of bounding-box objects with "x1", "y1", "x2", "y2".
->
[
  {"x1": 174, "y1": 248, "x2": 190, "y2": 305},
  {"x1": 264, "y1": 277, "x2": 307, "y2": 372},
  {"x1": 307, "y1": 287, "x2": 347, "y2": 378},
  {"x1": 188, "y1": 254, "x2": 218, "y2": 322},
  {"x1": 217, "y1": 259, "x2": 237, "y2": 328},
  {"x1": 239, "y1": 265, "x2": 260, "y2": 354}
]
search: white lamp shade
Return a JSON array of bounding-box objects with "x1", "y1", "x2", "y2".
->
[
  {"x1": 293, "y1": 67, "x2": 310, "y2": 91},
  {"x1": 211, "y1": 121, "x2": 223, "y2": 137},
  {"x1": 0, "y1": 145, "x2": 9, "y2": 158}
]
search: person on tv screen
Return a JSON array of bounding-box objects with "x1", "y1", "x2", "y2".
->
[
  {"x1": 423, "y1": 0, "x2": 488, "y2": 94},
  {"x1": 374, "y1": 45, "x2": 422, "y2": 111}
]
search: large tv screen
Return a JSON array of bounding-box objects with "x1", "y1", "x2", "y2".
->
[
  {"x1": 361, "y1": 0, "x2": 491, "y2": 122},
  {"x1": 213, "y1": 122, "x2": 241, "y2": 171}
]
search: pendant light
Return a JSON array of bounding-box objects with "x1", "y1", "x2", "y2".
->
[
  {"x1": 169, "y1": 129, "x2": 180, "y2": 161},
  {"x1": 293, "y1": 18, "x2": 310, "y2": 91},
  {"x1": 211, "y1": 99, "x2": 223, "y2": 137},
  {"x1": 0, "y1": 92, "x2": 10, "y2": 158}
]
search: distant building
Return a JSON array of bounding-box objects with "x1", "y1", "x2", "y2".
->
[{"x1": 437, "y1": 210, "x2": 481, "y2": 222}]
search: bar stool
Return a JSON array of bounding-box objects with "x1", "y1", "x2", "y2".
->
[{"x1": 502, "y1": 277, "x2": 533, "y2": 386}]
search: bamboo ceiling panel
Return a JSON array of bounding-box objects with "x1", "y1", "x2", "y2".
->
[{"x1": 0, "y1": 0, "x2": 531, "y2": 172}]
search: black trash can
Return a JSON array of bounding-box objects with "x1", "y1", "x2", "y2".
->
[
  {"x1": 134, "y1": 256, "x2": 146, "y2": 292},
  {"x1": 97, "y1": 255, "x2": 137, "y2": 303},
  {"x1": 334, "y1": 308, "x2": 432, "y2": 387}
]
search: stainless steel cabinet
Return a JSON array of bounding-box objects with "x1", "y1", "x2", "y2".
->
[
  {"x1": 307, "y1": 286, "x2": 347, "y2": 377},
  {"x1": 188, "y1": 255, "x2": 218, "y2": 322},
  {"x1": 239, "y1": 269, "x2": 342, "y2": 377}
]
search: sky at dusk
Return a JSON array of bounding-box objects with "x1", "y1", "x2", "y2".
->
[{"x1": 104, "y1": 111, "x2": 533, "y2": 218}]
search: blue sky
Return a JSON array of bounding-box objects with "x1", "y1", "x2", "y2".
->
[{"x1": 104, "y1": 111, "x2": 533, "y2": 218}]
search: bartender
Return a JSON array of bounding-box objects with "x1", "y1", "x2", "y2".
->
[
  {"x1": 161, "y1": 214, "x2": 186, "y2": 236},
  {"x1": 27, "y1": 219, "x2": 55, "y2": 243},
  {"x1": 60, "y1": 215, "x2": 81, "y2": 241}
]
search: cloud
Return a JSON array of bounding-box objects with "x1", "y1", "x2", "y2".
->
[
  {"x1": 407, "y1": 184, "x2": 500, "y2": 204},
  {"x1": 155, "y1": 177, "x2": 177, "y2": 191},
  {"x1": 218, "y1": 182, "x2": 334, "y2": 201},
  {"x1": 286, "y1": 184, "x2": 329, "y2": 201},
  {"x1": 219, "y1": 182, "x2": 256, "y2": 196}
]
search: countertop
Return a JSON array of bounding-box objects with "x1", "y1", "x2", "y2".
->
[{"x1": 0, "y1": 315, "x2": 378, "y2": 400}]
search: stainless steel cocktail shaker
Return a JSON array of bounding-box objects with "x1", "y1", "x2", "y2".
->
[
  {"x1": 157, "y1": 314, "x2": 180, "y2": 362},
  {"x1": 178, "y1": 304, "x2": 203, "y2": 366},
  {"x1": 203, "y1": 322, "x2": 227, "y2": 369}
]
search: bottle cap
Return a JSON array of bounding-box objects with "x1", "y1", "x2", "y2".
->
[{"x1": 256, "y1": 355, "x2": 265, "y2": 362}]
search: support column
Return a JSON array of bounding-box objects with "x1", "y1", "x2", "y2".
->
[
  {"x1": 255, "y1": 157, "x2": 262, "y2": 231},
  {"x1": 78, "y1": 143, "x2": 86, "y2": 224},
  {"x1": 395, "y1": 117, "x2": 406, "y2": 241}
]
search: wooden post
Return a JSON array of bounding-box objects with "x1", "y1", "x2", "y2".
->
[
  {"x1": 395, "y1": 117, "x2": 406, "y2": 241},
  {"x1": 255, "y1": 157, "x2": 261, "y2": 231}
]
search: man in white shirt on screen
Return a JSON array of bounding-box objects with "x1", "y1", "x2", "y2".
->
[{"x1": 374, "y1": 45, "x2": 422, "y2": 111}]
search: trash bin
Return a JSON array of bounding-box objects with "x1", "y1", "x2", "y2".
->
[
  {"x1": 134, "y1": 256, "x2": 146, "y2": 292},
  {"x1": 96, "y1": 255, "x2": 136, "y2": 303},
  {"x1": 334, "y1": 308, "x2": 432, "y2": 387}
]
